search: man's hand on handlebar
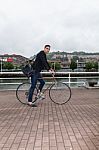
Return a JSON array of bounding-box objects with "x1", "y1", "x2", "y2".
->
[{"x1": 49, "y1": 68, "x2": 55, "y2": 76}]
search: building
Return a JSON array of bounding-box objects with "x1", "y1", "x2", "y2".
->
[{"x1": 0, "y1": 54, "x2": 28, "y2": 66}]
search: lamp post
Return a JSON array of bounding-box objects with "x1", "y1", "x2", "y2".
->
[
  {"x1": 76, "y1": 60, "x2": 78, "y2": 87},
  {"x1": 0, "y1": 57, "x2": 3, "y2": 72},
  {"x1": 76, "y1": 60, "x2": 78, "y2": 71},
  {"x1": 98, "y1": 61, "x2": 99, "y2": 84},
  {"x1": 54, "y1": 62, "x2": 55, "y2": 70}
]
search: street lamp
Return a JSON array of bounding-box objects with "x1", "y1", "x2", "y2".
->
[
  {"x1": 0, "y1": 57, "x2": 3, "y2": 72},
  {"x1": 76, "y1": 60, "x2": 78, "y2": 71},
  {"x1": 54, "y1": 62, "x2": 55, "y2": 70}
]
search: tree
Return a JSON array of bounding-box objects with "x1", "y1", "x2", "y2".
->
[
  {"x1": 93, "y1": 62, "x2": 98, "y2": 71},
  {"x1": 54, "y1": 62, "x2": 61, "y2": 70},
  {"x1": 72, "y1": 56, "x2": 79, "y2": 61},
  {"x1": 70, "y1": 59, "x2": 77, "y2": 71},
  {"x1": 85, "y1": 62, "x2": 94, "y2": 71},
  {"x1": 49, "y1": 62, "x2": 61, "y2": 70},
  {"x1": 3, "y1": 62, "x2": 14, "y2": 70}
]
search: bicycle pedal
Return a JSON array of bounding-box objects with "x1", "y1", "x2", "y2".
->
[
  {"x1": 39, "y1": 97, "x2": 45, "y2": 100},
  {"x1": 35, "y1": 96, "x2": 39, "y2": 100}
]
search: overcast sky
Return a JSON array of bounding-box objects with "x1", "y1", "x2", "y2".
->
[{"x1": 0, "y1": 0, "x2": 99, "y2": 58}]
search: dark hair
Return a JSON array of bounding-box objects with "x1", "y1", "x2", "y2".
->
[{"x1": 44, "y1": 44, "x2": 51, "y2": 48}]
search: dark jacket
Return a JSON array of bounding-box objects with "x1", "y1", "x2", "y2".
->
[{"x1": 33, "y1": 51, "x2": 50, "y2": 72}]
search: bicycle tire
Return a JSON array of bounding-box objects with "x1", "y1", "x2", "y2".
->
[
  {"x1": 16, "y1": 82, "x2": 37, "y2": 104},
  {"x1": 49, "y1": 82, "x2": 71, "y2": 105}
]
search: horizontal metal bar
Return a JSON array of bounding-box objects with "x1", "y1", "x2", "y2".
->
[
  {"x1": 0, "y1": 71, "x2": 99, "y2": 75},
  {"x1": 0, "y1": 76, "x2": 99, "y2": 80}
]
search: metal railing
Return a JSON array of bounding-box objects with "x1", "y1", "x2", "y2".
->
[{"x1": 0, "y1": 71, "x2": 99, "y2": 90}]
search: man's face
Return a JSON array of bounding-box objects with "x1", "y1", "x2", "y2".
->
[{"x1": 44, "y1": 47, "x2": 50, "y2": 54}]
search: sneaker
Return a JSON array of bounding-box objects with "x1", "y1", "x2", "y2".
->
[
  {"x1": 27, "y1": 102, "x2": 37, "y2": 107},
  {"x1": 36, "y1": 92, "x2": 45, "y2": 100},
  {"x1": 39, "y1": 92, "x2": 45, "y2": 100},
  {"x1": 31, "y1": 104, "x2": 37, "y2": 107}
]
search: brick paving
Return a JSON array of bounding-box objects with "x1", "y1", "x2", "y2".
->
[{"x1": 0, "y1": 88, "x2": 99, "y2": 150}]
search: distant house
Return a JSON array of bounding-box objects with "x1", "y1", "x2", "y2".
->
[{"x1": 0, "y1": 54, "x2": 28, "y2": 66}]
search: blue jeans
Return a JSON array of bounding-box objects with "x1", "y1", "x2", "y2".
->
[{"x1": 28, "y1": 72, "x2": 45, "y2": 102}]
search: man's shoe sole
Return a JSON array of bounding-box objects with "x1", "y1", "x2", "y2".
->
[{"x1": 27, "y1": 104, "x2": 37, "y2": 107}]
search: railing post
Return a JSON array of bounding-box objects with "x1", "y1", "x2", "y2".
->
[{"x1": 68, "y1": 72, "x2": 71, "y2": 87}]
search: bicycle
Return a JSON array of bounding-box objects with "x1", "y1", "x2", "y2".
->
[{"x1": 16, "y1": 74, "x2": 71, "y2": 105}]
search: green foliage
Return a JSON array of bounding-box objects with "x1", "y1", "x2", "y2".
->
[
  {"x1": 3, "y1": 62, "x2": 14, "y2": 70},
  {"x1": 70, "y1": 59, "x2": 77, "y2": 70},
  {"x1": 72, "y1": 56, "x2": 79, "y2": 61},
  {"x1": 93, "y1": 62, "x2": 98, "y2": 70},
  {"x1": 49, "y1": 62, "x2": 61, "y2": 70},
  {"x1": 85, "y1": 61, "x2": 98, "y2": 71}
]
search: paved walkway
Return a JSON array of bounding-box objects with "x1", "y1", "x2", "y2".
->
[{"x1": 0, "y1": 88, "x2": 99, "y2": 150}]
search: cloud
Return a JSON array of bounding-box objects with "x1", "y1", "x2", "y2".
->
[{"x1": 0, "y1": 0, "x2": 99, "y2": 57}]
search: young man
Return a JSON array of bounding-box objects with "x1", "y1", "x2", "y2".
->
[{"x1": 28, "y1": 44, "x2": 54, "y2": 107}]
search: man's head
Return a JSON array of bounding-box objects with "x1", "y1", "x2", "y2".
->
[{"x1": 44, "y1": 44, "x2": 51, "y2": 54}]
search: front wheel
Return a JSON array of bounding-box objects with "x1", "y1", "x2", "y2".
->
[
  {"x1": 49, "y1": 82, "x2": 71, "y2": 105},
  {"x1": 16, "y1": 82, "x2": 37, "y2": 104}
]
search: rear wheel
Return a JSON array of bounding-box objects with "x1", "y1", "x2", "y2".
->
[
  {"x1": 49, "y1": 82, "x2": 71, "y2": 105},
  {"x1": 16, "y1": 82, "x2": 37, "y2": 104}
]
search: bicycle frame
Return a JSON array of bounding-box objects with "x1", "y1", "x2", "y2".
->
[
  {"x1": 16, "y1": 73, "x2": 72, "y2": 105},
  {"x1": 36, "y1": 74, "x2": 56, "y2": 94}
]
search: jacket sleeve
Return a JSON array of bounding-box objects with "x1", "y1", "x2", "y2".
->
[{"x1": 40, "y1": 52, "x2": 50, "y2": 70}]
